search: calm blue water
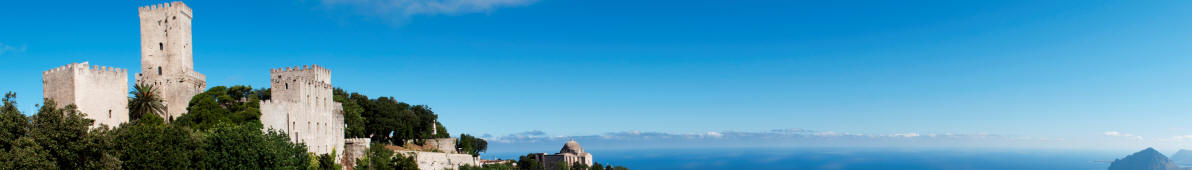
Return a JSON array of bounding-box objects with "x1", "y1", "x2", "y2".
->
[{"x1": 489, "y1": 147, "x2": 1124, "y2": 170}]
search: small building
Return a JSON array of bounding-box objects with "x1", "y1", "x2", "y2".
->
[
  {"x1": 42, "y1": 62, "x2": 129, "y2": 128},
  {"x1": 259, "y1": 65, "x2": 344, "y2": 160},
  {"x1": 532, "y1": 139, "x2": 594, "y2": 169}
]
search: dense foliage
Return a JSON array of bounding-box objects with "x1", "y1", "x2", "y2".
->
[
  {"x1": 458, "y1": 163, "x2": 517, "y2": 170},
  {"x1": 175, "y1": 85, "x2": 268, "y2": 130},
  {"x1": 458, "y1": 133, "x2": 488, "y2": 157},
  {"x1": 0, "y1": 83, "x2": 507, "y2": 169},
  {"x1": 354, "y1": 143, "x2": 418, "y2": 170},
  {"x1": 128, "y1": 84, "x2": 165, "y2": 122},
  {"x1": 333, "y1": 88, "x2": 450, "y2": 145},
  {"x1": 0, "y1": 89, "x2": 323, "y2": 169},
  {"x1": 112, "y1": 114, "x2": 202, "y2": 169},
  {"x1": 517, "y1": 154, "x2": 543, "y2": 170}
]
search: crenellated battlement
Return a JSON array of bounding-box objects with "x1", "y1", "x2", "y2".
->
[
  {"x1": 43, "y1": 62, "x2": 128, "y2": 77},
  {"x1": 270, "y1": 64, "x2": 332, "y2": 86},
  {"x1": 42, "y1": 61, "x2": 130, "y2": 129},
  {"x1": 270, "y1": 65, "x2": 331, "y2": 75},
  {"x1": 345, "y1": 138, "x2": 371, "y2": 144},
  {"x1": 138, "y1": 1, "x2": 192, "y2": 15}
]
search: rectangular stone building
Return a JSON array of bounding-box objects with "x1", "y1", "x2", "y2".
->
[
  {"x1": 135, "y1": 2, "x2": 206, "y2": 121},
  {"x1": 42, "y1": 62, "x2": 129, "y2": 128},
  {"x1": 260, "y1": 65, "x2": 345, "y2": 159}
]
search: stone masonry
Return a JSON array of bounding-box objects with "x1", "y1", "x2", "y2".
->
[
  {"x1": 395, "y1": 151, "x2": 481, "y2": 170},
  {"x1": 260, "y1": 65, "x2": 345, "y2": 160},
  {"x1": 134, "y1": 2, "x2": 206, "y2": 121},
  {"x1": 343, "y1": 138, "x2": 372, "y2": 169},
  {"x1": 42, "y1": 62, "x2": 130, "y2": 128}
]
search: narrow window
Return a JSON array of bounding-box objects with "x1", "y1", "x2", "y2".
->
[
  {"x1": 108, "y1": 110, "x2": 112, "y2": 118},
  {"x1": 159, "y1": 43, "x2": 163, "y2": 50},
  {"x1": 285, "y1": 83, "x2": 289, "y2": 89},
  {"x1": 157, "y1": 66, "x2": 162, "y2": 75}
]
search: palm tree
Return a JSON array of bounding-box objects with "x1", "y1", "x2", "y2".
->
[{"x1": 128, "y1": 83, "x2": 165, "y2": 122}]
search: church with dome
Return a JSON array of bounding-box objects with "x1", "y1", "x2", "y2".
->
[{"x1": 531, "y1": 139, "x2": 595, "y2": 169}]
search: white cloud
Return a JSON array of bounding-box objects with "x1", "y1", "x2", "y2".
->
[
  {"x1": 1104, "y1": 131, "x2": 1143, "y2": 140},
  {"x1": 484, "y1": 128, "x2": 1030, "y2": 145},
  {"x1": 1173, "y1": 135, "x2": 1192, "y2": 141},
  {"x1": 704, "y1": 131, "x2": 723, "y2": 138},
  {"x1": 890, "y1": 133, "x2": 920, "y2": 138},
  {"x1": 1104, "y1": 131, "x2": 1125, "y2": 136},
  {"x1": 0, "y1": 43, "x2": 26, "y2": 56},
  {"x1": 317, "y1": 0, "x2": 537, "y2": 24}
]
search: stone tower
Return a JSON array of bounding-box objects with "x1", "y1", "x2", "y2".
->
[
  {"x1": 259, "y1": 65, "x2": 344, "y2": 158},
  {"x1": 42, "y1": 62, "x2": 130, "y2": 128},
  {"x1": 135, "y1": 1, "x2": 206, "y2": 121}
]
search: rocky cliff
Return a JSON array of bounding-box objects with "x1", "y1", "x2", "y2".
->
[{"x1": 1108, "y1": 148, "x2": 1184, "y2": 170}]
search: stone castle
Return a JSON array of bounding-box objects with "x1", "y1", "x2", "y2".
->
[
  {"x1": 41, "y1": 1, "x2": 343, "y2": 158},
  {"x1": 260, "y1": 65, "x2": 345, "y2": 157},
  {"x1": 42, "y1": 62, "x2": 129, "y2": 128},
  {"x1": 135, "y1": 2, "x2": 206, "y2": 121}
]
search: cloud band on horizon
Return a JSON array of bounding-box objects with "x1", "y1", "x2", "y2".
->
[{"x1": 316, "y1": 0, "x2": 538, "y2": 25}]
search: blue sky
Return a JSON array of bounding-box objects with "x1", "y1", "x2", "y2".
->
[{"x1": 3, "y1": 0, "x2": 1192, "y2": 150}]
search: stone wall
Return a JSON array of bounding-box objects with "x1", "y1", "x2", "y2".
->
[
  {"x1": 42, "y1": 62, "x2": 129, "y2": 128},
  {"x1": 431, "y1": 138, "x2": 457, "y2": 154},
  {"x1": 135, "y1": 1, "x2": 205, "y2": 121},
  {"x1": 260, "y1": 65, "x2": 344, "y2": 161},
  {"x1": 342, "y1": 138, "x2": 371, "y2": 169},
  {"x1": 395, "y1": 151, "x2": 480, "y2": 170},
  {"x1": 405, "y1": 138, "x2": 458, "y2": 154}
]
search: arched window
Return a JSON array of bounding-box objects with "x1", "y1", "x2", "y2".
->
[{"x1": 159, "y1": 43, "x2": 163, "y2": 50}]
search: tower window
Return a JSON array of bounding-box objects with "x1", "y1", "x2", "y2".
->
[
  {"x1": 285, "y1": 83, "x2": 289, "y2": 89},
  {"x1": 157, "y1": 66, "x2": 162, "y2": 75},
  {"x1": 159, "y1": 43, "x2": 163, "y2": 50},
  {"x1": 108, "y1": 110, "x2": 112, "y2": 118}
]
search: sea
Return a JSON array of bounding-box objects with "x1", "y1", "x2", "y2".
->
[{"x1": 487, "y1": 147, "x2": 1127, "y2": 170}]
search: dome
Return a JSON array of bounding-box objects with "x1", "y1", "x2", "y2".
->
[{"x1": 559, "y1": 139, "x2": 585, "y2": 154}]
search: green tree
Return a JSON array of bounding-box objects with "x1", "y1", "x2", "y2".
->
[
  {"x1": 202, "y1": 123, "x2": 309, "y2": 169},
  {"x1": 0, "y1": 92, "x2": 43, "y2": 169},
  {"x1": 354, "y1": 143, "x2": 418, "y2": 170},
  {"x1": 175, "y1": 86, "x2": 265, "y2": 130},
  {"x1": 0, "y1": 92, "x2": 28, "y2": 150},
  {"x1": 333, "y1": 88, "x2": 366, "y2": 138},
  {"x1": 569, "y1": 163, "x2": 588, "y2": 170},
  {"x1": 29, "y1": 99, "x2": 121, "y2": 169},
  {"x1": 517, "y1": 154, "x2": 542, "y2": 170},
  {"x1": 392, "y1": 153, "x2": 419, "y2": 170},
  {"x1": 128, "y1": 84, "x2": 166, "y2": 122},
  {"x1": 316, "y1": 152, "x2": 341, "y2": 170},
  {"x1": 112, "y1": 114, "x2": 202, "y2": 169},
  {"x1": 4, "y1": 136, "x2": 55, "y2": 169},
  {"x1": 458, "y1": 134, "x2": 488, "y2": 157},
  {"x1": 334, "y1": 89, "x2": 446, "y2": 146},
  {"x1": 355, "y1": 143, "x2": 394, "y2": 170},
  {"x1": 459, "y1": 163, "x2": 518, "y2": 170}
]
